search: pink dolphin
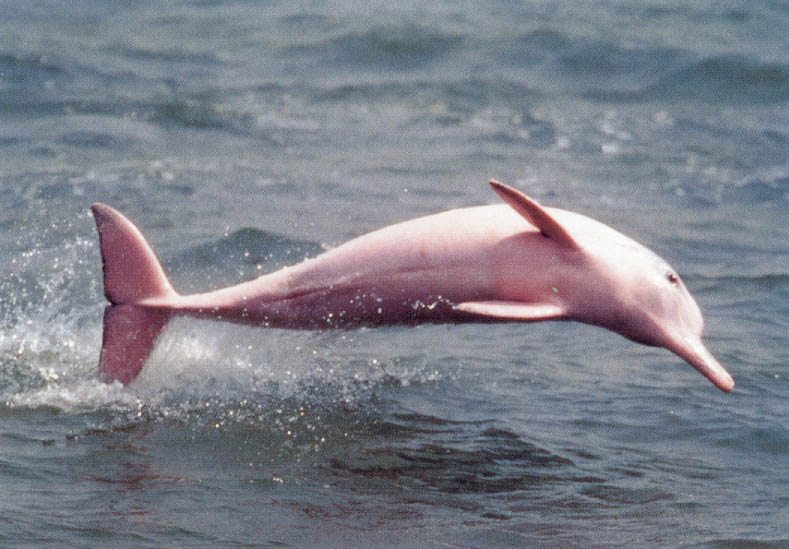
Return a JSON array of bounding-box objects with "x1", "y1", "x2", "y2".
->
[{"x1": 91, "y1": 180, "x2": 734, "y2": 391}]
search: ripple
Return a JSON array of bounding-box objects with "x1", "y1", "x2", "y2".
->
[{"x1": 288, "y1": 24, "x2": 466, "y2": 70}]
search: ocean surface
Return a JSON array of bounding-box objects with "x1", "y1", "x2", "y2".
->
[{"x1": 1, "y1": 1, "x2": 787, "y2": 546}]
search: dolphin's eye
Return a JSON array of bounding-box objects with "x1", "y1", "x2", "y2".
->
[{"x1": 666, "y1": 272, "x2": 679, "y2": 286}]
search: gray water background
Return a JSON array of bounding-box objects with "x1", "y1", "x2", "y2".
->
[{"x1": 1, "y1": 2, "x2": 787, "y2": 546}]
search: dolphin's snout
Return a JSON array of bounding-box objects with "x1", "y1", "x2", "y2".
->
[{"x1": 670, "y1": 336, "x2": 734, "y2": 392}]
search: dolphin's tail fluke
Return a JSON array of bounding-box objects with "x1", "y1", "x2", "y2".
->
[
  {"x1": 98, "y1": 304, "x2": 170, "y2": 385},
  {"x1": 92, "y1": 203, "x2": 177, "y2": 385}
]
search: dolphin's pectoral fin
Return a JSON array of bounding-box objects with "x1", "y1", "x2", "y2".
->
[
  {"x1": 455, "y1": 300, "x2": 565, "y2": 321},
  {"x1": 489, "y1": 180, "x2": 577, "y2": 249}
]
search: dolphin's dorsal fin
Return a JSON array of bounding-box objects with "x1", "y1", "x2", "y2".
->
[{"x1": 489, "y1": 180, "x2": 577, "y2": 249}]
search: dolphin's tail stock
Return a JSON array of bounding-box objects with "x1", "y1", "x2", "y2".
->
[{"x1": 92, "y1": 203, "x2": 177, "y2": 385}]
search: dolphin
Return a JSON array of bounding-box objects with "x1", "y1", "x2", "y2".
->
[{"x1": 91, "y1": 180, "x2": 734, "y2": 391}]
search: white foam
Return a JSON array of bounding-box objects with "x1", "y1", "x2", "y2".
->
[{"x1": 6, "y1": 378, "x2": 139, "y2": 413}]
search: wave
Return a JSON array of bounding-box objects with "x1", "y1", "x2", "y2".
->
[
  {"x1": 661, "y1": 166, "x2": 789, "y2": 208},
  {"x1": 560, "y1": 42, "x2": 686, "y2": 81},
  {"x1": 108, "y1": 44, "x2": 222, "y2": 66},
  {"x1": 586, "y1": 54, "x2": 789, "y2": 104},
  {"x1": 725, "y1": 174, "x2": 789, "y2": 204},
  {"x1": 167, "y1": 227, "x2": 324, "y2": 292},
  {"x1": 486, "y1": 26, "x2": 789, "y2": 105},
  {"x1": 489, "y1": 27, "x2": 789, "y2": 105},
  {"x1": 286, "y1": 23, "x2": 465, "y2": 70},
  {"x1": 698, "y1": 273, "x2": 789, "y2": 289},
  {"x1": 330, "y1": 418, "x2": 586, "y2": 495},
  {"x1": 0, "y1": 52, "x2": 68, "y2": 86}
]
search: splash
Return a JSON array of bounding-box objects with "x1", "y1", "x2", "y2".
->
[
  {"x1": 0, "y1": 213, "x2": 450, "y2": 452},
  {"x1": 0, "y1": 226, "x2": 101, "y2": 394}
]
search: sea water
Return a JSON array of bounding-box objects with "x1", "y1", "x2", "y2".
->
[{"x1": 1, "y1": 1, "x2": 787, "y2": 546}]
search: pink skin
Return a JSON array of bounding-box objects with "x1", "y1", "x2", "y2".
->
[{"x1": 91, "y1": 181, "x2": 734, "y2": 391}]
